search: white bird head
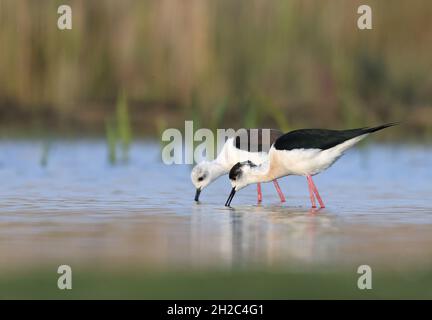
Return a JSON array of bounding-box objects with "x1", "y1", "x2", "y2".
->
[{"x1": 191, "y1": 161, "x2": 224, "y2": 201}]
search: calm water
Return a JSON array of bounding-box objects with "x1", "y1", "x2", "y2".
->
[{"x1": 1, "y1": 140, "x2": 432, "y2": 271}]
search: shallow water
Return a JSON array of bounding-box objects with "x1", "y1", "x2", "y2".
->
[{"x1": 0, "y1": 140, "x2": 432, "y2": 271}]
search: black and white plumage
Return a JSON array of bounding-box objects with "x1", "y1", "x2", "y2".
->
[
  {"x1": 191, "y1": 129, "x2": 286, "y2": 202},
  {"x1": 225, "y1": 123, "x2": 397, "y2": 208},
  {"x1": 273, "y1": 124, "x2": 394, "y2": 151}
]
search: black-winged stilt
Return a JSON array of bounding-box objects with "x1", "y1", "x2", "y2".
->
[
  {"x1": 191, "y1": 129, "x2": 286, "y2": 203},
  {"x1": 225, "y1": 123, "x2": 397, "y2": 208}
]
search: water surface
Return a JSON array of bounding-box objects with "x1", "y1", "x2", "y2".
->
[{"x1": 1, "y1": 140, "x2": 431, "y2": 272}]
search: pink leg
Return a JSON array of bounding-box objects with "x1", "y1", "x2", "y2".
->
[
  {"x1": 307, "y1": 177, "x2": 316, "y2": 208},
  {"x1": 257, "y1": 183, "x2": 262, "y2": 203},
  {"x1": 307, "y1": 175, "x2": 325, "y2": 208},
  {"x1": 272, "y1": 180, "x2": 286, "y2": 202}
]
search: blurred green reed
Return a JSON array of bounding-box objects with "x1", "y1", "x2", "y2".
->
[
  {"x1": 105, "y1": 118, "x2": 117, "y2": 164},
  {"x1": 105, "y1": 91, "x2": 133, "y2": 164},
  {"x1": 155, "y1": 115, "x2": 168, "y2": 147},
  {"x1": 0, "y1": 0, "x2": 431, "y2": 137},
  {"x1": 39, "y1": 140, "x2": 51, "y2": 167},
  {"x1": 210, "y1": 99, "x2": 228, "y2": 130},
  {"x1": 116, "y1": 91, "x2": 132, "y2": 162}
]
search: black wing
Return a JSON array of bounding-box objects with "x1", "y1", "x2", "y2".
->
[
  {"x1": 234, "y1": 129, "x2": 283, "y2": 152},
  {"x1": 273, "y1": 124, "x2": 396, "y2": 151}
]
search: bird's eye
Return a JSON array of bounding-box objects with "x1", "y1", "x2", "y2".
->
[{"x1": 198, "y1": 177, "x2": 204, "y2": 182}]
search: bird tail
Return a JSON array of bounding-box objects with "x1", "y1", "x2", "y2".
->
[{"x1": 362, "y1": 122, "x2": 399, "y2": 134}]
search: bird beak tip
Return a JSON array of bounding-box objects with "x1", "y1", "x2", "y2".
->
[
  {"x1": 194, "y1": 188, "x2": 201, "y2": 202},
  {"x1": 224, "y1": 187, "x2": 236, "y2": 207}
]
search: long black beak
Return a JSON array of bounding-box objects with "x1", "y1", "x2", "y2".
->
[
  {"x1": 194, "y1": 188, "x2": 201, "y2": 202},
  {"x1": 225, "y1": 187, "x2": 236, "y2": 207}
]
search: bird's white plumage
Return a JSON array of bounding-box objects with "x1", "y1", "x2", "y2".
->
[{"x1": 236, "y1": 134, "x2": 368, "y2": 187}]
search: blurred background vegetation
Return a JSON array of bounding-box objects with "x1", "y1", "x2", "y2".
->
[{"x1": 0, "y1": 0, "x2": 431, "y2": 138}]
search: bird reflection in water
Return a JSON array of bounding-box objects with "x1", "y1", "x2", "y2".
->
[{"x1": 190, "y1": 204, "x2": 336, "y2": 268}]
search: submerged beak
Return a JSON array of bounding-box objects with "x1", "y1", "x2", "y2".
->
[
  {"x1": 194, "y1": 188, "x2": 202, "y2": 202},
  {"x1": 225, "y1": 187, "x2": 236, "y2": 207}
]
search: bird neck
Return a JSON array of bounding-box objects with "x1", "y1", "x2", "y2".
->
[
  {"x1": 247, "y1": 162, "x2": 274, "y2": 184},
  {"x1": 214, "y1": 140, "x2": 235, "y2": 170},
  {"x1": 209, "y1": 160, "x2": 227, "y2": 180}
]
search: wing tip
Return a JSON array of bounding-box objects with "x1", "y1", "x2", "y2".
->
[{"x1": 365, "y1": 122, "x2": 399, "y2": 133}]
